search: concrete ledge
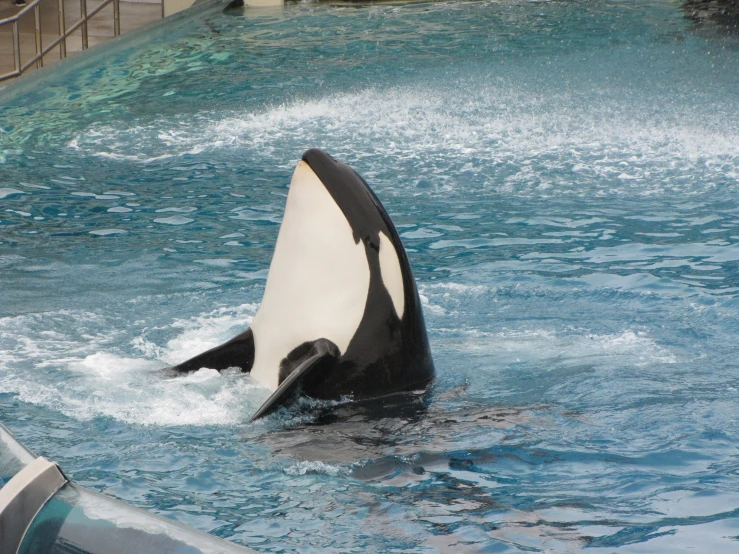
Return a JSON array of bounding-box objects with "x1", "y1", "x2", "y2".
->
[{"x1": 0, "y1": 456, "x2": 67, "y2": 554}]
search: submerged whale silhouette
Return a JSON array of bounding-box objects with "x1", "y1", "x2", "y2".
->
[{"x1": 172, "y1": 149, "x2": 434, "y2": 421}]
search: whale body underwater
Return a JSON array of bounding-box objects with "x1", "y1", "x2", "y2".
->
[{"x1": 172, "y1": 149, "x2": 435, "y2": 421}]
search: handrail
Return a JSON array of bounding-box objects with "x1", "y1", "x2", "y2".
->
[{"x1": 0, "y1": 0, "x2": 125, "y2": 83}]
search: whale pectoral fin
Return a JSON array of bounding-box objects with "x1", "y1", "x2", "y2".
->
[
  {"x1": 171, "y1": 328, "x2": 255, "y2": 373},
  {"x1": 249, "y1": 338, "x2": 339, "y2": 422}
]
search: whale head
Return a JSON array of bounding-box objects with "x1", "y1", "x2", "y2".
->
[{"x1": 172, "y1": 149, "x2": 434, "y2": 420}]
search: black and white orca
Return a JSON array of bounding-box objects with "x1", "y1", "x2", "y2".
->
[{"x1": 172, "y1": 149, "x2": 434, "y2": 421}]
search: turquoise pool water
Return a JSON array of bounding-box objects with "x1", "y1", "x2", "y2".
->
[{"x1": 2, "y1": 0, "x2": 739, "y2": 551}]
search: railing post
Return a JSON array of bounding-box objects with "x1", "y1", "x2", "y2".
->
[
  {"x1": 81, "y1": 0, "x2": 89, "y2": 49},
  {"x1": 113, "y1": 0, "x2": 120, "y2": 36},
  {"x1": 34, "y1": 3, "x2": 44, "y2": 68},
  {"x1": 12, "y1": 21, "x2": 21, "y2": 72},
  {"x1": 58, "y1": 0, "x2": 67, "y2": 59}
]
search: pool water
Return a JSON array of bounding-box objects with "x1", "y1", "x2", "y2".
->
[{"x1": 2, "y1": 0, "x2": 739, "y2": 551}]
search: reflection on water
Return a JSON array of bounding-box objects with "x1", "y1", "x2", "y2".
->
[{"x1": 256, "y1": 392, "x2": 538, "y2": 465}]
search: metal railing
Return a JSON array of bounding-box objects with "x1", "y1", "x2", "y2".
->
[{"x1": 0, "y1": 0, "x2": 121, "y2": 82}]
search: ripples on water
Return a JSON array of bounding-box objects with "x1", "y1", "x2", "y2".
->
[{"x1": 2, "y1": 0, "x2": 739, "y2": 551}]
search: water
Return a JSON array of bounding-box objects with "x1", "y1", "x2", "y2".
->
[{"x1": 2, "y1": 0, "x2": 739, "y2": 551}]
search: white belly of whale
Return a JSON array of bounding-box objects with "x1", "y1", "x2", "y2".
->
[{"x1": 249, "y1": 161, "x2": 370, "y2": 391}]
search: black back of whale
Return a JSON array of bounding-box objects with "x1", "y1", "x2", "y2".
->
[{"x1": 172, "y1": 149, "x2": 434, "y2": 420}]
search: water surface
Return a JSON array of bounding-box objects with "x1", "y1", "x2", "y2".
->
[{"x1": 2, "y1": 0, "x2": 739, "y2": 551}]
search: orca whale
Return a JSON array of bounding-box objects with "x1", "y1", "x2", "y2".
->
[{"x1": 172, "y1": 149, "x2": 434, "y2": 421}]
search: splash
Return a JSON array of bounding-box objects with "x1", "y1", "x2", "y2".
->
[
  {"x1": 67, "y1": 83, "x2": 739, "y2": 198},
  {"x1": 0, "y1": 305, "x2": 266, "y2": 426}
]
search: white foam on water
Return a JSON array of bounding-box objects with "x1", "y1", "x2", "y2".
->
[
  {"x1": 420, "y1": 281, "x2": 677, "y2": 368},
  {"x1": 0, "y1": 304, "x2": 267, "y2": 426},
  {"x1": 419, "y1": 281, "x2": 498, "y2": 318},
  {"x1": 70, "y1": 352, "x2": 162, "y2": 378},
  {"x1": 449, "y1": 327, "x2": 677, "y2": 369},
  {"x1": 67, "y1": 83, "x2": 739, "y2": 197},
  {"x1": 175, "y1": 367, "x2": 222, "y2": 383},
  {"x1": 156, "y1": 303, "x2": 256, "y2": 364},
  {"x1": 283, "y1": 460, "x2": 353, "y2": 477}
]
